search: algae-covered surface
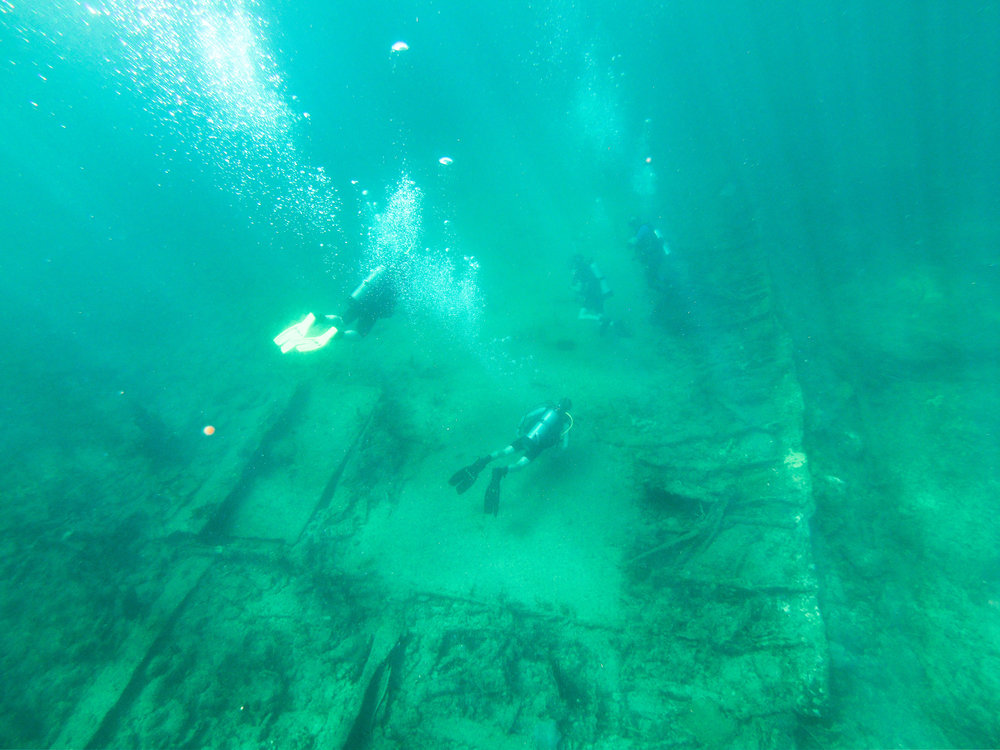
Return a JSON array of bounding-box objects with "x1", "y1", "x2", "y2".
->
[{"x1": 2, "y1": 2, "x2": 999, "y2": 749}]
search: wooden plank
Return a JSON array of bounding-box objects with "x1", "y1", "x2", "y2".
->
[
  {"x1": 49, "y1": 386, "x2": 292, "y2": 746},
  {"x1": 225, "y1": 384, "x2": 380, "y2": 543},
  {"x1": 159, "y1": 384, "x2": 299, "y2": 538},
  {"x1": 52, "y1": 554, "x2": 212, "y2": 750}
]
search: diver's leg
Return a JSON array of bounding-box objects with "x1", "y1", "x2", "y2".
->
[
  {"x1": 484, "y1": 452, "x2": 534, "y2": 515},
  {"x1": 489, "y1": 445, "x2": 516, "y2": 461},
  {"x1": 504, "y1": 455, "x2": 532, "y2": 473}
]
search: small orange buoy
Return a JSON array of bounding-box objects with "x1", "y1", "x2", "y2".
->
[{"x1": 203, "y1": 425, "x2": 216, "y2": 436}]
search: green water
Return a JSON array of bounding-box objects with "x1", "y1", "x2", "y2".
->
[{"x1": 2, "y1": 1, "x2": 998, "y2": 748}]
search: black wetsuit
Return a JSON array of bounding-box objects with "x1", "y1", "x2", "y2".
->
[
  {"x1": 338, "y1": 265, "x2": 396, "y2": 337},
  {"x1": 633, "y1": 223, "x2": 666, "y2": 289},
  {"x1": 571, "y1": 256, "x2": 610, "y2": 316}
]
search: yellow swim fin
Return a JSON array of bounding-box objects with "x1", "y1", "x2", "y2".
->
[
  {"x1": 290, "y1": 324, "x2": 338, "y2": 352},
  {"x1": 274, "y1": 313, "x2": 316, "y2": 353}
]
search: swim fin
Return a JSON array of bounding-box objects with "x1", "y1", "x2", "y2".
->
[
  {"x1": 274, "y1": 313, "x2": 339, "y2": 353},
  {"x1": 290, "y1": 324, "x2": 338, "y2": 352},
  {"x1": 484, "y1": 466, "x2": 506, "y2": 515},
  {"x1": 274, "y1": 313, "x2": 316, "y2": 353},
  {"x1": 449, "y1": 456, "x2": 490, "y2": 495}
]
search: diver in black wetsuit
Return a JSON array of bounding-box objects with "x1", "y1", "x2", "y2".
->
[
  {"x1": 628, "y1": 219, "x2": 670, "y2": 290},
  {"x1": 570, "y1": 254, "x2": 628, "y2": 337},
  {"x1": 273, "y1": 265, "x2": 397, "y2": 353},
  {"x1": 449, "y1": 398, "x2": 573, "y2": 515},
  {"x1": 626, "y1": 219, "x2": 697, "y2": 333},
  {"x1": 324, "y1": 264, "x2": 396, "y2": 339},
  {"x1": 570, "y1": 254, "x2": 612, "y2": 323}
]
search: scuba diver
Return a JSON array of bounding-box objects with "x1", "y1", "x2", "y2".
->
[
  {"x1": 628, "y1": 219, "x2": 670, "y2": 290},
  {"x1": 449, "y1": 398, "x2": 573, "y2": 515},
  {"x1": 274, "y1": 265, "x2": 396, "y2": 352},
  {"x1": 627, "y1": 218, "x2": 693, "y2": 332},
  {"x1": 569, "y1": 254, "x2": 628, "y2": 337},
  {"x1": 570, "y1": 254, "x2": 612, "y2": 324}
]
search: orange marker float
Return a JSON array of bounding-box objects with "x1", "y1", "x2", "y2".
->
[{"x1": 203, "y1": 425, "x2": 216, "y2": 436}]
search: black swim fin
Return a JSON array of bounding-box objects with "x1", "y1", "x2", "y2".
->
[
  {"x1": 484, "y1": 467, "x2": 507, "y2": 515},
  {"x1": 449, "y1": 456, "x2": 490, "y2": 495}
]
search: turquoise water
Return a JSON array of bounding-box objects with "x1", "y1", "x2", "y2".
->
[{"x1": 2, "y1": 2, "x2": 999, "y2": 748}]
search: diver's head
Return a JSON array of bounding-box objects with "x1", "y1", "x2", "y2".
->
[{"x1": 557, "y1": 397, "x2": 572, "y2": 412}]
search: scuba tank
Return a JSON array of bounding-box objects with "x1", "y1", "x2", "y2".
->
[
  {"x1": 351, "y1": 265, "x2": 386, "y2": 301},
  {"x1": 525, "y1": 407, "x2": 563, "y2": 445}
]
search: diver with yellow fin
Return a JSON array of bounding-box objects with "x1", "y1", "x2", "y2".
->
[
  {"x1": 449, "y1": 398, "x2": 573, "y2": 515},
  {"x1": 274, "y1": 265, "x2": 396, "y2": 353}
]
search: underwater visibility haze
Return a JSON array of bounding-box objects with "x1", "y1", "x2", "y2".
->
[{"x1": 2, "y1": 1, "x2": 999, "y2": 747}]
